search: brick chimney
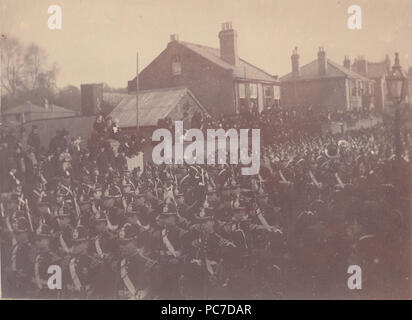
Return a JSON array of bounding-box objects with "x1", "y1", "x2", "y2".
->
[
  {"x1": 318, "y1": 47, "x2": 327, "y2": 76},
  {"x1": 354, "y1": 56, "x2": 368, "y2": 76},
  {"x1": 218, "y1": 22, "x2": 238, "y2": 66},
  {"x1": 291, "y1": 47, "x2": 300, "y2": 77},
  {"x1": 343, "y1": 56, "x2": 351, "y2": 70},
  {"x1": 170, "y1": 34, "x2": 179, "y2": 42}
]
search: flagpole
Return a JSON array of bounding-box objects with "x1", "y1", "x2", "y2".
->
[{"x1": 136, "y1": 51, "x2": 139, "y2": 133}]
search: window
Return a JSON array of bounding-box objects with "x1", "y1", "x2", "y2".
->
[
  {"x1": 351, "y1": 80, "x2": 357, "y2": 96},
  {"x1": 249, "y1": 83, "x2": 257, "y2": 99},
  {"x1": 264, "y1": 85, "x2": 274, "y2": 108},
  {"x1": 172, "y1": 55, "x2": 182, "y2": 75},
  {"x1": 238, "y1": 83, "x2": 247, "y2": 113},
  {"x1": 264, "y1": 86, "x2": 273, "y2": 98},
  {"x1": 273, "y1": 86, "x2": 280, "y2": 100},
  {"x1": 238, "y1": 83, "x2": 246, "y2": 99},
  {"x1": 249, "y1": 83, "x2": 258, "y2": 112},
  {"x1": 273, "y1": 85, "x2": 280, "y2": 107}
]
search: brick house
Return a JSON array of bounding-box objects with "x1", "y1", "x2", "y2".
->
[
  {"x1": 127, "y1": 22, "x2": 280, "y2": 117},
  {"x1": 280, "y1": 47, "x2": 374, "y2": 114}
]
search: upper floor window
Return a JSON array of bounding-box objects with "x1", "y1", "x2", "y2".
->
[{"x1": 172, "y1": 55, "x2": 182, "y2": 75}]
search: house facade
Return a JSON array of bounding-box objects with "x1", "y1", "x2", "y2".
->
[
  {"x1": 127, "y1": 22, "x2": 280, "y2": 117},
  {"x1": 350, "y1": 55, "x2": 391, "y2": 112},
  {"x1": 280, "y1": 47, "x2": 374, "y2": 114}
]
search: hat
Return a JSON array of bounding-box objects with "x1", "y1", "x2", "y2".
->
[
  {"x1": 118, "y1": 223, "x2": 137, "y2": 242},
  {"x1": 71, "y1": 225, "x2": 89, "y2": 242}
]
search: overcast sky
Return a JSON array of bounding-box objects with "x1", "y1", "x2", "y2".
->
[{"x1": 1, "y1": 0, "x2": 411, "y2": 88}]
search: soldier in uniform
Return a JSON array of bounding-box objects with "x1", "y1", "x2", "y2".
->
[
  {"x1": 7, "y1": 217, "x2": 36, "y2": 298},
  {"x1": 89, "y1": 208, "x2": 118, "y2": 299},
  {"x1": 62, "y1": 225, "x2": 103, "y2": 299},
  {"x1": 51, "y1": 205, "x2": 74, "y2": 256},
  {"x1": 33, "y1": 223, "x2": 62, "y2": 298},
  {"x1": 116, "y1": 223, "x2": 159, "y2": 299}
]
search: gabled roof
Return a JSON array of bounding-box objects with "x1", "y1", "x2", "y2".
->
[
  {"x1": 180, "y1": 41, "x2": 277, "y2": 82},
  {"x1": 280, "y1": 58, "x2": 371, "y2": 82},
  {"x1": 109, "y1": 87, "x2": 208, "y2": 128}
]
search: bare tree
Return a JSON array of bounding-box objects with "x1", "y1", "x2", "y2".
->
[
  {"x1": 23, "y1": 43, "x2": 58, "y2": 93},
  {"x1": 1, "y1": 37, "x2": 59, "y2": 108},
  {"x1": 1, "y1": 36, "x2": 24, "y2": 97},
  {"x1": 23, "y1": 43, "x2": 47, "y2": 90}
]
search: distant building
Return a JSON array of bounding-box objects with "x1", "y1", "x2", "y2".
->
[
  {"x1": 127, "y1": 22, "x2": 280, "y2": 117},
  {"x1": 350, "y1": 55, "x2": 391, "y2": 112},
  {"x1": 280, "y1": 47, "x2": 374, "y2": 113},
  {"x1": 1, "y1": 100, "x2": 76, "y2": 125}
]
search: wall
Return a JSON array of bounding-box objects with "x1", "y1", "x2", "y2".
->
[{"x1": 22, "y1": 116, "x2": 95, "y2": 148}]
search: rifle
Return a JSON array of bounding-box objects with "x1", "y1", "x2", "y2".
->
[
  {"x1": 72, "y1": 191, "x2": 81, "y2": 219},
  {"x1": 24, "y1": 198, "x2": 34, "y2": 232},
  {"x1": 0, "y1": 201, "x2": 5, "y2": 219}
]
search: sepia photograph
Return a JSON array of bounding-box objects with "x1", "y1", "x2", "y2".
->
[{"x1": 0, "y1": 0, "x2": 411, "y2": 301}]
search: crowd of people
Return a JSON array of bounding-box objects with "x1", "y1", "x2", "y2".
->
[{"x1": 0, "y1": 108, "x2": 411, "y2": 299}]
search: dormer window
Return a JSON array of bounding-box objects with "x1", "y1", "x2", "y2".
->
[{"x1": 172, "y1": 55, "x2": 182, "y2": 75}]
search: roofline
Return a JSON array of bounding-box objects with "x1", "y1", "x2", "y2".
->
[
  {"x1": 280, "y1": 59, "x2": 373, "y2": 82},
  {"x1": 128, "y1": 85, "x2": 193, "y2": 94},
  {"x1": 20, "y1": 115, "x2": 96, "y2": 123},
  {"x1": 280, "y1": 75, "x2": 374, "y2": 84},
  {"x1": 179, "y1": 41, "x2": 277, "y2": 82},
  {"x1": 3, "y1": 110, "x2": 76, "y2": 115},
  {"x1": 237, "y1": 57, "x2": 277, "y2": 81}
]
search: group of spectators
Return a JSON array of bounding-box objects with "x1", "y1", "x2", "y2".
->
[{"x1": 0, "y1": 107, "x2": 411, "y2": 299}]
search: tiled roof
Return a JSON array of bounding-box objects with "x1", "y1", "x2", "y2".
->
[
  {"x1": 180, "y1": 41, "x2": 277, "y2": 82},
  {"x1": 109, "y1": 87, "x2": 207, "y2": 128},
  {"x1": 280, "y1": 59, "x2": 372, "y2": 82}
]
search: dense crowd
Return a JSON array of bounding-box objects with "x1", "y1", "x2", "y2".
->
[{"x1": 0, "y1": 110, "x2": 411, "y2": 299}]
